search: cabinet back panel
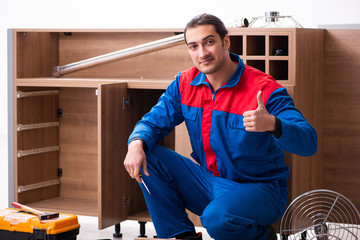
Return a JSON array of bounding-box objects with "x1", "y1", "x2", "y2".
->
[
  {"x1": 59, "y1": 88, "x2": 98, "y2": 200},
  {"x1": 59, "y1": 32, "x2": 192, "y2": 79},
  {"x1": 17, "y1": 88, "x2": 60, "y2": 124},
  {"x1": 126, "y1": 89, "x2": 164, "y2": 129},
  {"x1": 16, "y1": 32, "x2": 59, "y2": 78},
  {"x1": 17, "y1": 152, "x2": 59, "y2": 185},
  {"x1": 18, "y1": 185, "x2": 60, "y2": 204},
  {"x1": 17, "y1": 128, "x2": 59, "y2": 152}
]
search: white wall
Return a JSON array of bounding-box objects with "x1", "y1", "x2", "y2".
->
[{"x1": 1, "y1": 0, "x2": 360, "y2": 209}]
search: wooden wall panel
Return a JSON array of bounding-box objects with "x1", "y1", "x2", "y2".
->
[{"x1": 323, "y1": 29, "x2": 360, "y2": 209}]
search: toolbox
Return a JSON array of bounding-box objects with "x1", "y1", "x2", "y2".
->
[{"x1": 0, "y1": 208, "x2": 80, "y2": 240}]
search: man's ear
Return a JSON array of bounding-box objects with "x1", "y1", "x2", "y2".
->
[{"x1": 223, "y1": 34, "x2": 230, "y2": 50}]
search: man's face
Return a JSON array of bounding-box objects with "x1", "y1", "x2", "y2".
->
[{"x1": 185, "y1": 25, "x2": 229, "y2": 75}]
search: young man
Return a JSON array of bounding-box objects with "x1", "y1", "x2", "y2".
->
[{"x1": 124, "y1": 14, "x2": 317, "y2": 240}]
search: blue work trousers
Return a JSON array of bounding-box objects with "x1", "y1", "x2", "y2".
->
[{"x1": 139, "y1": 145, "x2": 288, "y2": 239}]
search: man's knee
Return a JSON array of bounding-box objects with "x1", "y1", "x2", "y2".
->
[{"x1": 200, "y1": 202, "x2": 258, "y2": 240}]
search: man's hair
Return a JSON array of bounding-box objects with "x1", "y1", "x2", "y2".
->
[{"x1": 184, "y1": 13, "x2": 228, "y2": 44}]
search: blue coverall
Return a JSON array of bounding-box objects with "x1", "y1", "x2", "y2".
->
[{"x1": 128, "y1": 54, "x2": 318, "y2": 239}]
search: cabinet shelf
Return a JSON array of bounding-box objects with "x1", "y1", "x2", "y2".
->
[
  {"x1": 268, "y1": 56, "x2": 289, "y2": 61},
  {"x1": 27, "y1": 197, "x2": 98, "y2": 217},
  {"x1": 245, "y1": 56, "x2": 266, "y2": 60},
  {"x1": 17, "y1": 122, "x2": 60, "y2": 131},
  {"x1": 127, "y1": 211, "x2": 151, "y2": 222},
  {"x1": 18, "y1": 179, "x2": 60, "y2": 193},
  {"x1": 17, "y1": 90, "x2": 59, "y2": 98},
  {"x1": 17, "y1": 146, "x2": 60, "y2": 158},
  {"x1": 16, "y1": 78, "x2": 172, "y2": 89}
]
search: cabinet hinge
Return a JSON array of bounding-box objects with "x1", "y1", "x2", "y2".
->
[
  {"x1": 123, "y1": 97, "x2": 133, "y2": 110},
  {"x1": 123, "y1": 196, "x2": 132, "y2": 209},
  {"x1": 57, "y1": 108, "x2": 62, "y2": 118},
  {"x1": 57, "y1": 168, "x2": 63, "y2": 177}
]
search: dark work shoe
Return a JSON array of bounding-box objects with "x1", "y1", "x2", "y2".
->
[
  {"x1": 175, "y1": 232, "x2": 202, "y2": 239},
  {"x1": 267, "y1": 225, "x2": 277, "y2": 240}
]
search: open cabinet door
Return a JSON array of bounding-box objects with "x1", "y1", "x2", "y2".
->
[{"x1": 98, "y1": 82, "x2": 128, "y2": 229}]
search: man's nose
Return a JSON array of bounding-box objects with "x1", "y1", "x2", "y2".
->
[{"x1": 198, "y1": 45, "x2": 209, "y2": 58}]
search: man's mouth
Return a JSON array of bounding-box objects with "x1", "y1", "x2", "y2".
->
[{"x1": 200, "y1": 57, "x2": 214, "y2": 65}]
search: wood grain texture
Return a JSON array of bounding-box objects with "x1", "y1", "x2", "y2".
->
[
  {"x1": 98, "y1": 82, "x2": 128, "y2": 229},
  {"x1": 59, "y1": 88, "x2": 98, "y2": 201},
  {"x1": 27, "y1": 197, "x2": 98, "y2": 216},
  {"x1": 16, "y1": 87, "x2": 60, "y2": 203},
  {"x1": 290, "y1": 29, "x2": 325, "y2": 199},
  {"x1": 322, "y1": 29, "x2": 360, "y2": 209},
  {"x1": 58, "y1": 32, "x2": 192, "y2": 79},
  {"x1": 16, "y1": 32, "x2": 59, "y2": 78}
]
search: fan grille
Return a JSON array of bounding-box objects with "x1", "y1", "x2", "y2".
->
[{"x1": 280, "y1": 189, "x2": 360, "y2": 240}]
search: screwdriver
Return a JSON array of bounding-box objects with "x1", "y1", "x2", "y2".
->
[{"x1": 139, "y1": 173, "x2": 151, "y2": 195}]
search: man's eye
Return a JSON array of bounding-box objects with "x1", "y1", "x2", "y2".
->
[
  {"x1": 206, "y1": 40, "x2": 214, "y2": 45},
  {"x1": 189, "y1": 45, "x2": 198, "y2": 50}
]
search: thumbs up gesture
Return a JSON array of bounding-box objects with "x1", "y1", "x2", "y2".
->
[{"x1": 243, "y1": 91, "x2": 276, "y2": 132}]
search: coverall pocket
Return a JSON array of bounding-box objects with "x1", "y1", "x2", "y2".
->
[
  {"x1": 223, "y1": 212, "x2": 257, "y2": 238},
  {"x1": 181, "y1": 105, "x2": 202, "y2": 157},
  {"x1": 227, "y1": 114, "x2": 263, "y2": 155},
  {"x1": 182, "y1": 105, "x2": 198, "y2": 121},
  {"x1": 181, "y1": 105, "x2": 200, "y2": 132}
]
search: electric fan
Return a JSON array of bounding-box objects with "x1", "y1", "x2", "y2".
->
[{"x1": 280, "y1": 189, "x2": 360, "y2": 239}]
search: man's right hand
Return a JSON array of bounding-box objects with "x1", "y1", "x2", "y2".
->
[{"x1": 123, "y1": 139, "x2": 149, "y2": 183}]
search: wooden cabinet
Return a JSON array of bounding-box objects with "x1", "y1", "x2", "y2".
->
[
  {"x1": 15, "y1": 82, "x2": 132, "y2": 229},
  {"x1": 9, "y1": 28, "x2": 324, "y2": 230}
]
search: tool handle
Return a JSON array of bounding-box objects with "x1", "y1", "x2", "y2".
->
[{"x1": 12, "y1": 202, "x2": 45, "y2": 216}]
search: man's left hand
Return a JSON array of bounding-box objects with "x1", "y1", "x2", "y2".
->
[{"x1": 243, "y1": 91, "x2": 276, "y2": 132}]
